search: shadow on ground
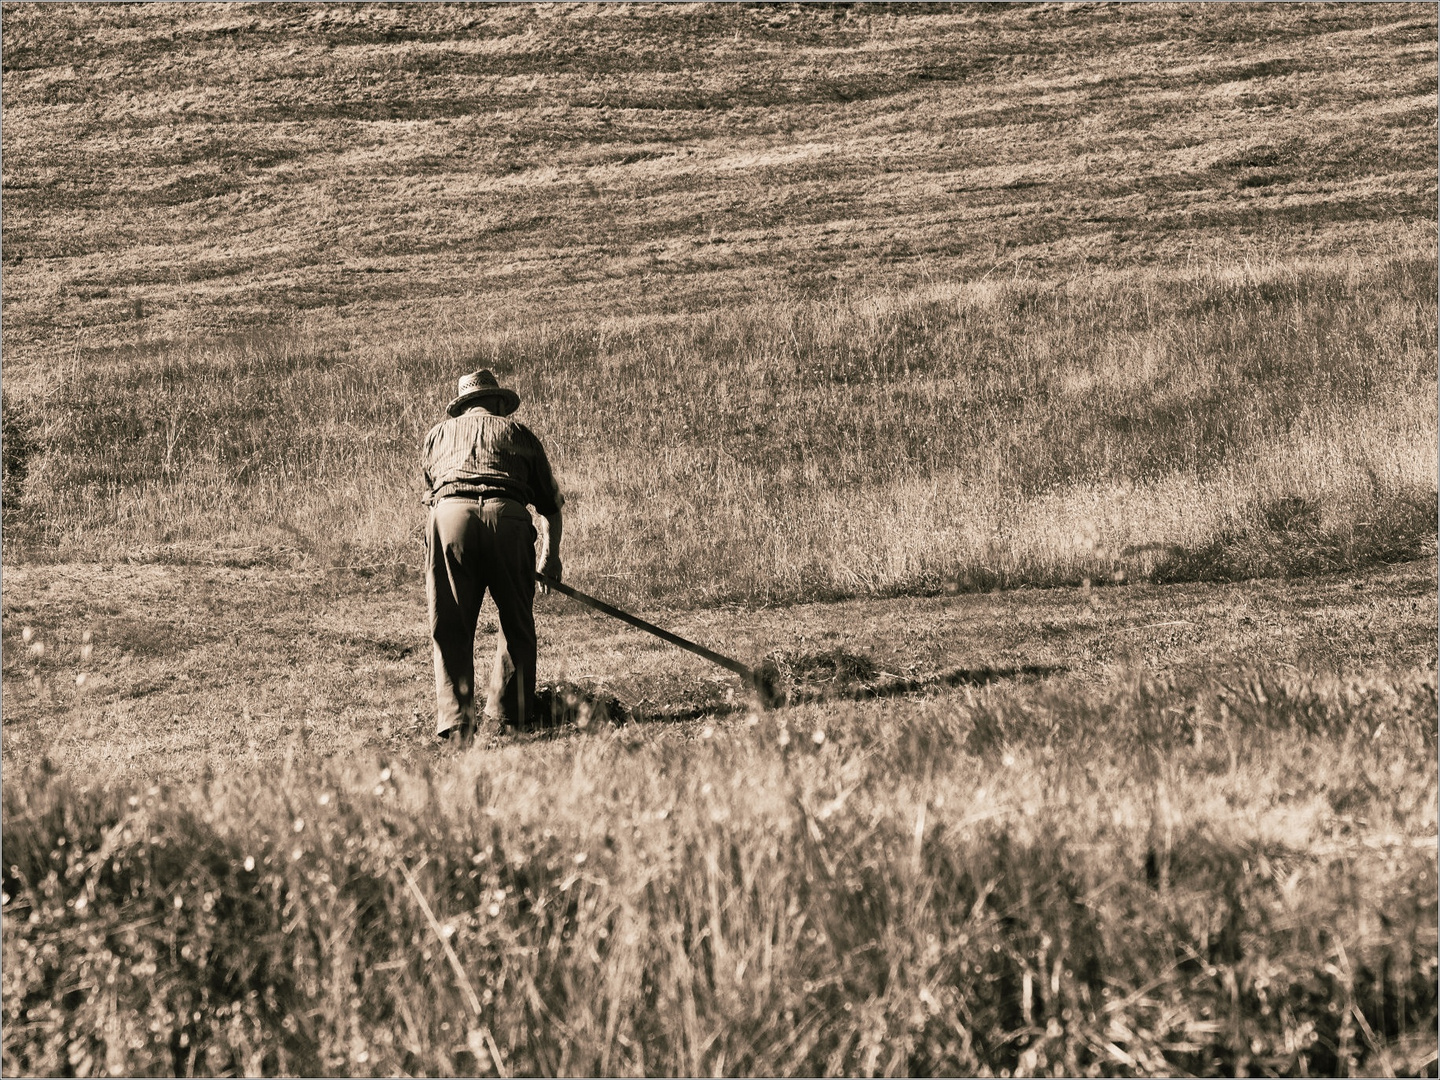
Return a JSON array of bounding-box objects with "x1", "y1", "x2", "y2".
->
[
  {"x1": 500, "y1": 659, "x2": 1069, "y2": 737},
  {"x1": 786, "y1": 662, "x2": 1069, "y2": 706}
]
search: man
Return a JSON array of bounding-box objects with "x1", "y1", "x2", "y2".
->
[{"x1": 421, "y1": 369, "x2": 564, "y2": 741}]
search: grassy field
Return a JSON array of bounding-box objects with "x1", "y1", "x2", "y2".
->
[
  {"x1": 2, "y1": 2, "x2": 1436, "y2": 603},
  {"x1": 2, "y1": 3, "x2": 1438, "y2": 1077},
  {"x1": 5, "y1": 663, "x2": 1436, "y2": 1076},
  {"x1": 3, "y1": 558, "x2": 1437, "y2": 1076},
  {"x1": 3, "y1": 251, "x2": 1437, "y2": 606}
]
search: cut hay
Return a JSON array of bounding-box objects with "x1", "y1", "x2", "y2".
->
[
  {"x1": 761, "y1": 647, "x2": 885, "y2": 704},
  {"x1": 530, "y1": 681, "x2": 633, "y2": 731}
]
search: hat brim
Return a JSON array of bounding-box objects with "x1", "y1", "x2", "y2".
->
[{"x1": 447, "y1": 387, "x2": 520, "y2": 417}]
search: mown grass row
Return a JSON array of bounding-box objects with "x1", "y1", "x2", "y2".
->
[
  {"x1": 5, "y1": 667, "x2": 1435, "y2": 1076},
  {"x1": 6, "y1": 247, "x2": 1435, "y2": 605}
]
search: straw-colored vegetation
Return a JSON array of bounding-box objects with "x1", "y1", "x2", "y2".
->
[
  {"x1": 5, "y1": 665, "x2": 1436, "y2": 1076},
  {"x1": 4, "y1": 553, "x2": 1436, "y2": 1076},
  {"x1": 2, "y1": 2, "x2": 1436, "y2": 604},
  {"x1": 6, "y1": 250, "x2": 1435, "y2": 605},
  {"x1": 3, "y1": 3, "x2": 1437, "y2": 1076}
]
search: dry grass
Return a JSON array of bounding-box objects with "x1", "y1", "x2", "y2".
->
[
  {"x1": 3, "y1": 3, "x2": 1436, "y2": 351},
  {"x1": 3, "y1": 555, "x2": 1434, "y2": 784},
  {"x1": 2, "y1": 6, "x2": 1437, "y2": 1075},
  {"x1": 6, "y1": 246, "x2": 1436, "y2": 605},
  {"x1": 3, "y1": 537, "x2": 1435, "y2": 1078},
  {"x1": 3, "y1": 3, "x2": 1438, "y2": 605},
  {"x1": 4, "y1": 665, "x2": 1435, "y2": 1076}
]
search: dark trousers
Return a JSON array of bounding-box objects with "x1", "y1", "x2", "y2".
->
[{"x1": 425, "y1": 497, "x2": 537, "y2": 735}]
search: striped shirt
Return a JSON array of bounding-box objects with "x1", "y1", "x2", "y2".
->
[{"x1": 421, "y1": 410, "x2": 564, "y2": 515}]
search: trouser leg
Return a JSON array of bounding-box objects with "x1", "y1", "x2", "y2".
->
[
  {"x1": 482, "y1": 507, "x2": 538, "y2": 729},
  {"x1": 427, "y1": 501, "x2": 485, "y2": 736}
]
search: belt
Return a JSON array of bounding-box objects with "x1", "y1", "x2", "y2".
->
[{"x1": 433, "y1": 482, "x2": 518, "y2": 504}]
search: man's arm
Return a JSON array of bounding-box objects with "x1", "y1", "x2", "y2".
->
[
  {"x1": 523, "y1": 425, "x2": 565, "y2": 582},
  {"x1": 539, "y1": 510, "x2": 563, "y2": 583}
]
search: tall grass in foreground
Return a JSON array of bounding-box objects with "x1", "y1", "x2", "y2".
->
[
  {"x1": 6, "y1": 247, "x2": 1436, "y2": 604},
  {"x1": 4, "y1": 668, "x2": 1435, "y2": 1076}
]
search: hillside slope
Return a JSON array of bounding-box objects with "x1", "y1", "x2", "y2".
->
[
  {"x1": 1, "y1": 3, "x2": 1435, "y2": 604},
  {"x1": 3, "y1": 3, "x2": 1434, "y2": 353}
]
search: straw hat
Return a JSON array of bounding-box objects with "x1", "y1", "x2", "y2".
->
[{"x1": 447, "y1": 369, "x2": 520, "y2": 417}]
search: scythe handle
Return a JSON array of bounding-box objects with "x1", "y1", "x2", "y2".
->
[{"x1": 537, "y1": 574, "x2": 757, "y2": 683}]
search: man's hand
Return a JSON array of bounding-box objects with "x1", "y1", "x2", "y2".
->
[{"x1": 539, "y1": 553, "x2": 562, "y2": 584}]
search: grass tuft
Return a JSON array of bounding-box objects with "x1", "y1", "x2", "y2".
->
[
  {"x1": 1153, "y1": 487, "x2": 1438, "y2": 585},
  {"x1": 531, "y1": 680, "x2": 634, "y2": 733}
]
